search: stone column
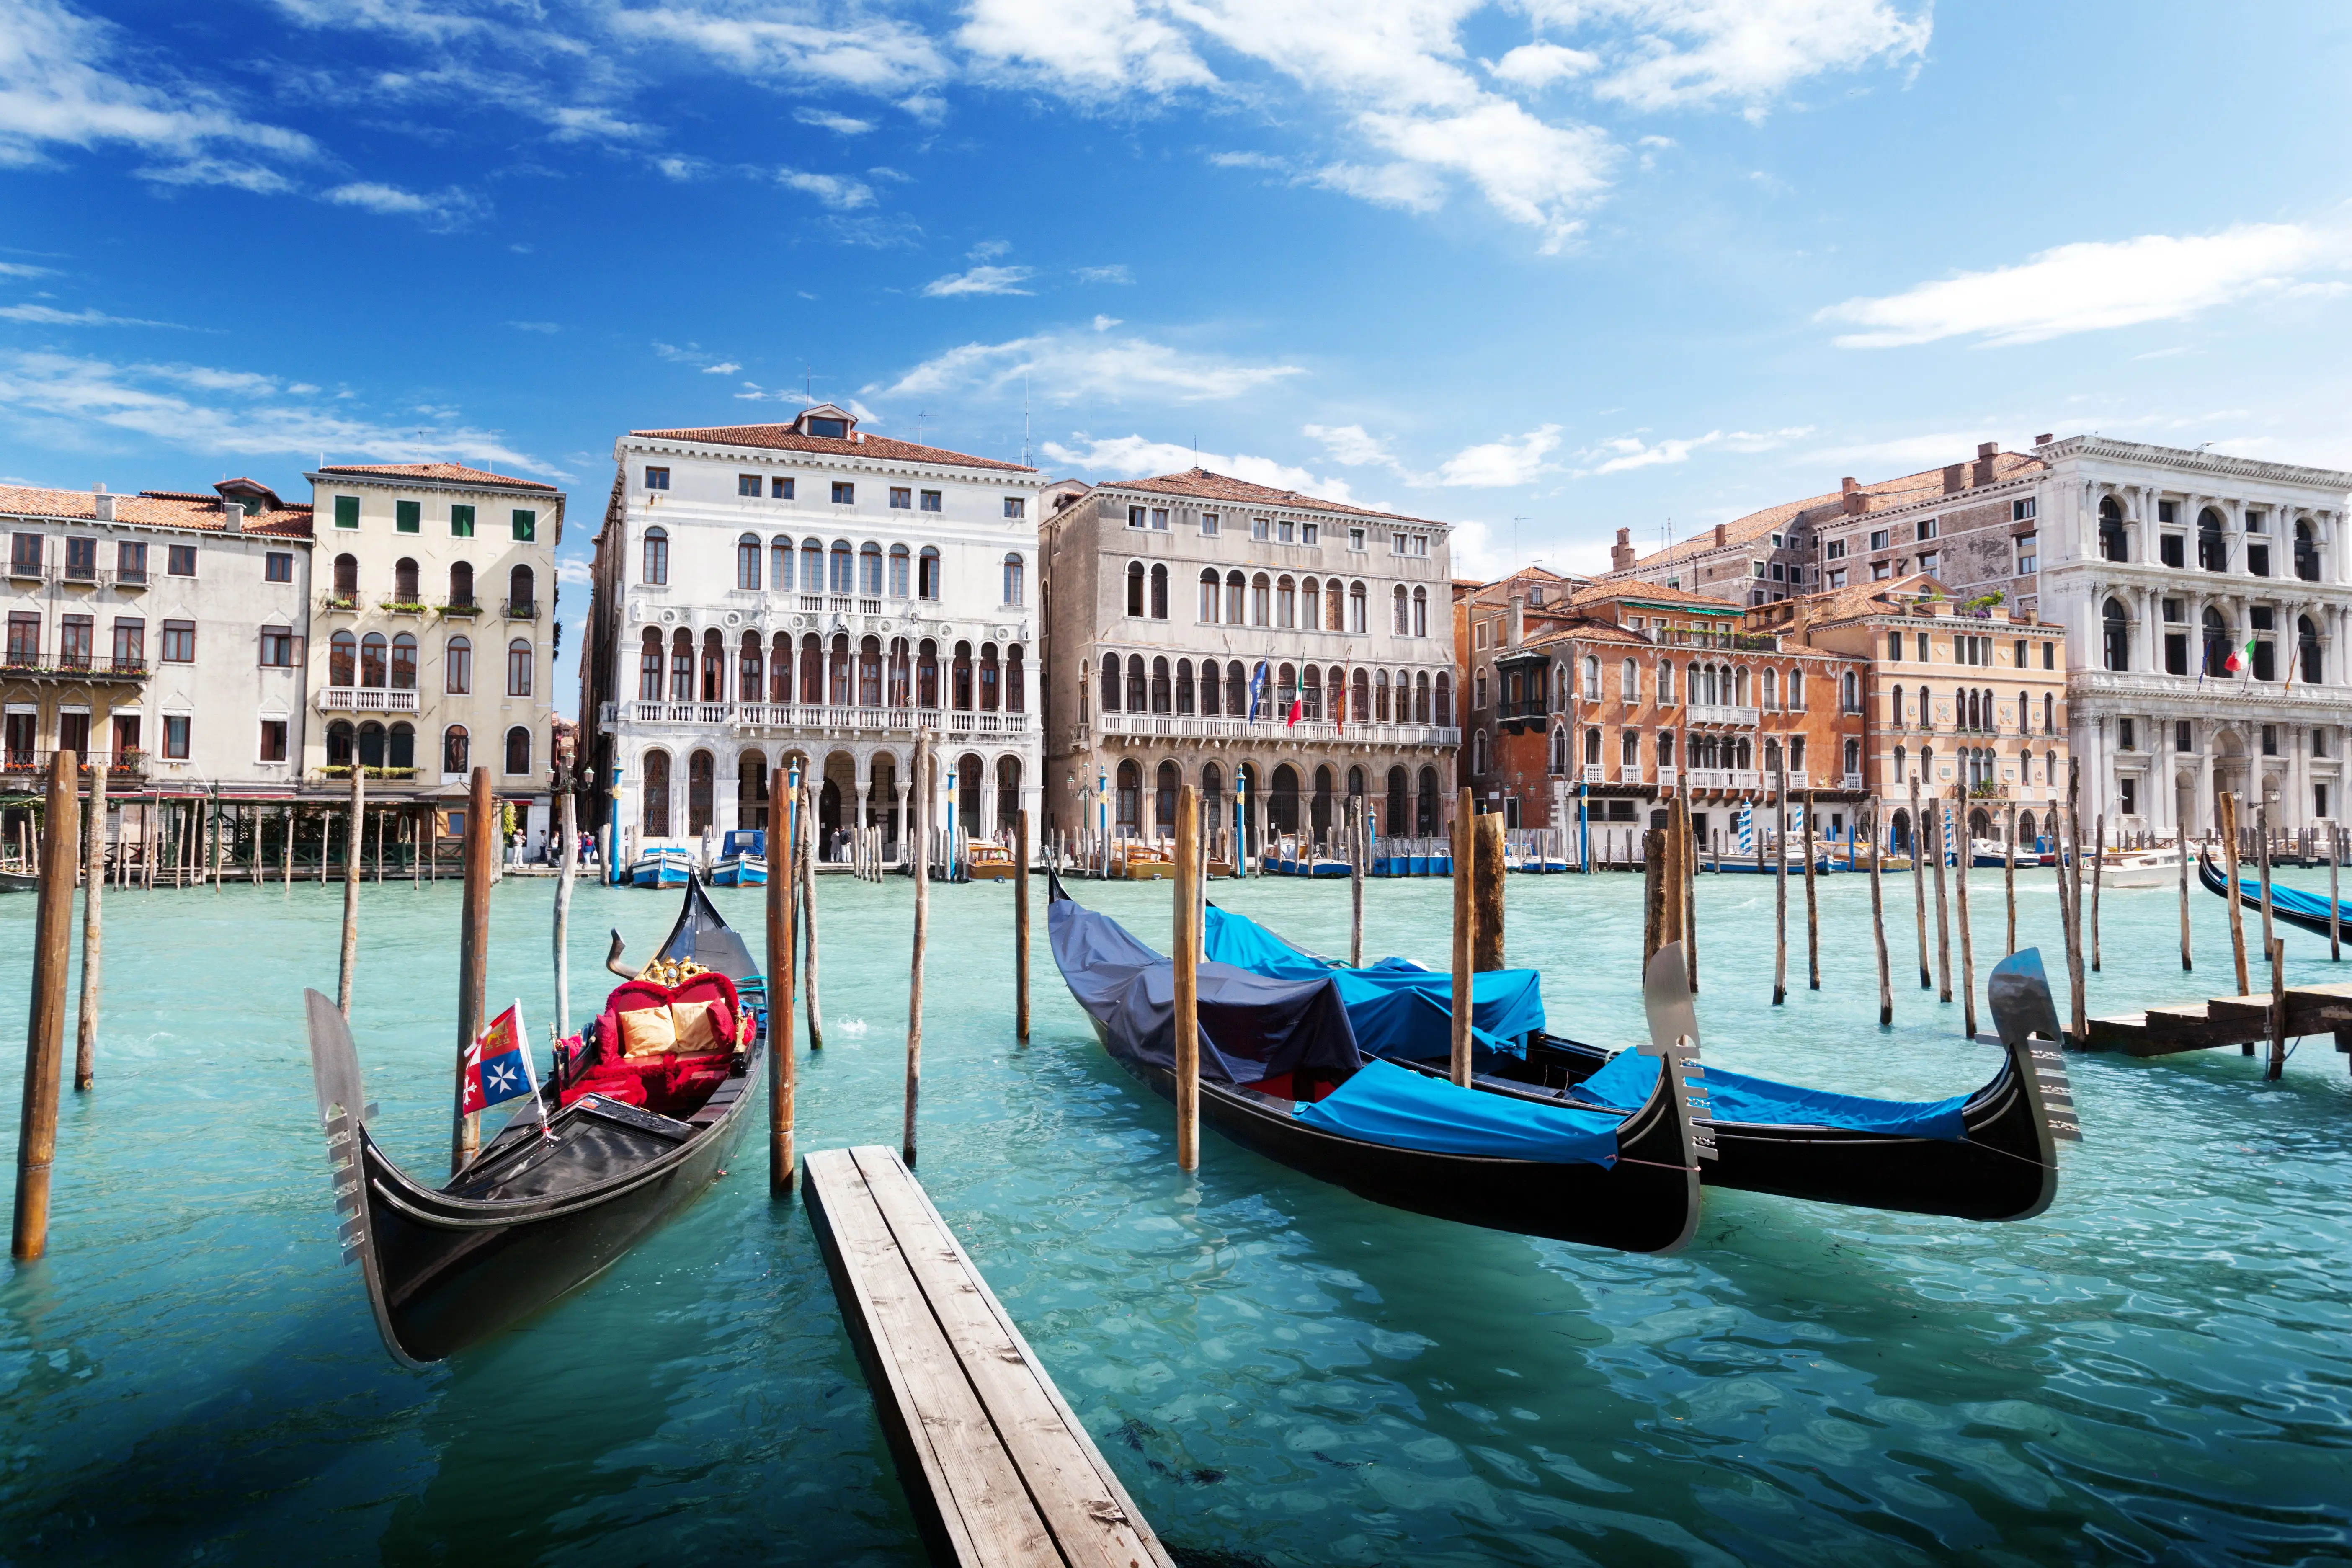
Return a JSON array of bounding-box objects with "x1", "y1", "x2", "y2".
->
[
  {"x1": 2196, "y1": 725, "x2": 2216, "y2": 836},
  {"x1": 895, "y1": 781, "x2": 910, "y2": 862}
]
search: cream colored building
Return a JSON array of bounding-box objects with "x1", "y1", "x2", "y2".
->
[{"x1": 301, "y1": 462, "x2": 564, "y2": 835}]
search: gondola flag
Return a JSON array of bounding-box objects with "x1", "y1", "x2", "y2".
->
[{"x1": 461, "y1": 1001, "x2": 537, "y2": 1113}]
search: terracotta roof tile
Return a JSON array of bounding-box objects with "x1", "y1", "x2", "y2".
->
[
  {"x1": 631, "y1": 423, "x2": 1036, "y2": 473},
  {"x1": 316, "y1": 461, "x2": 561, "y2": 493},
  {"x1": 0, "y1": 484, "x2": 314, "y2": 538},
  {"x1": 1620, "y1": 452, "x2": 2046, "y2": 573},
  {"x1": 1567, "y1": 578, "x2": 1743, "y2": 612},
  {"x1": 1101, "y1": 467, "x2": 1451, "y2": 526}
]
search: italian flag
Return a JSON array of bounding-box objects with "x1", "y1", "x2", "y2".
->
[{"x1": 2224, "y1": 635, "x2": 2256, "y2": 674}]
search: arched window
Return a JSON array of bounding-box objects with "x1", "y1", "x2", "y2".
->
[
  {"x1": 508, "y1": 638, "x2": 533, "y2": 697},
  {"x1": 1276, "y1": 575, "x2": 1295, "y2": 627},
  {"x1": 1302, "y1": 665, "x2": 1321, "y2": 720},
  {"x1": 1198, "y1": 569, "x2": 1220, "y2": 622},
  {"x1": 802, "y1": 537, "x2": 824, "y2": 592},
  {"x1": 1115, "y1": 759, "x2": 1142, "y2": 833},
  {"x1": 1582, "y1": 655, "x2": 1600, "y2": 701},
  {"x1": 918, "y1": 546, "x2": 942, "y2": 599},
  {"x1": 359, "y1": 631, "x2": 387, "y2": 689},
  {"x1": 2300, "y1": 614, "x2": 2323, "y2": 685},
  {"x1": 1472, "y1": 729, "x2": 1488, "y2": 774},
  {"x1": 740, "y1": 631, "x2": 764, "y2": 703},
  {"x1": 1842, "y1": 736, "x2": 1859, "y2": 777},
  {"x1": 828, "y1": 633, "x2": 851, "y2": 705},
  {"x1": 1151, "y1": 656, "x2": 1171, "y2": 713},
  {"x1": 2202, "y1": 606, "x2": 2230, "y2": 674},
  {"x1": 388, "y1": 722, "x2": 414, "y2": 770},
  {"x1": 1351, "y1": 668, "x2": 1370, "y2": 723},
  {"x1": 1788, "y1": 668, "x2": 1805, "y2": 711},
  {"x1": 504, "y1": 725, "x2": 531, "y2": 776},
  {"x1": 333, "y1": 553, "x2": 358, "y2": 597},
  {"x1": 1658, "y1": 661, "x2": 1675, "y2": 705},
  {"x1": 1175, "y1": 658, "x2": 1195, "y2": 714},
  {"x1": 1841, "y1": 671, "x2": 1860, "y2": 712},
  {"x1": 887, "y1": 636, "x2": 910, "y2": 707},
  {"x1": 1126, "y1": 561, "x2": 1146, "y2": 617},
  {"x1": 329, "y1": 629, "x2": 356, "y2": 687},
  {"x1": 642, "y1": 528, "x2": 667, "y2": 585},
  {"x1": 1100, "y1": 652, "x2": 1121, "y2": 712},
  {"x1": 1433, "y1": 672, "x2": 1451, "y2": 727},
  {"x1": 1657, "y1": 731, "x2": 1674, "y2": 767},
  {"x1": 634, "y1": 631, "x2": 658, "y2": 700},
  {"x1": 1413, "y1": 672, "x2": 1430, "y2": 723},
  {"x1": 1374, "y1": 668, "x2": 1390, "y2": 721},
  {"x1": 830, "y1": 540, "x2": 854, "y2": 594},
  {"x1": 916, "y1": 638, "x2": 939, "y2": 707},
  {"x1": 890, "y1": 544, "x2": 911, "y2": 598},
  {"x1": 699, "y1": 629, "x2": 724, "y2": 702},
  {"x1": 738, "y1": 534, "x2": 761, "y2": 590},
  {"x1": 1412, "y1": 586, "x2": 1428, "y2": 637},
  {"x1": 389, "y1": 632, "x2": 417, "y2": 690},
  {"x1": 1198, "y1": 658, "x2": 1220, "y2": 717},
  {"x1": 1124, "y1": 654, "x2": 1145, "y2": 713},
  {"x1": 443, "y1": 724, "x2": 470, "y2": 777},
  {"x1": 1385, "y1": 766, "x2": 1408, "y2": 833},
  {"x1": 1391, "y1": 584, "x2": 1409, "y2": 634},
  {"x1": 2043, "y1": 692, "x2": 2055, "y2": 731},
  {"x1": 509, "y1": 565, "x2": 535, "y2": 615},
  {"x1": 687, "y1": 749, "x2": 715, "y2": 835},
  {"x1": 1893, "y1": 744, "x2": 1906, "y2": 783},
  {"x1": 449, "y1": 560, "x2": 475, "y2": 608},
  {"x1": 1349, "y1": 581, "x2": 1367, "y2": 634},
  {"x1": 2098, "y1": 497, "x2": 2128, "y2": 562},
  {"x1": 1154, "y1": 761, "x2": 1179, "y2": 834},
  {"x1": 1302, "y1": 578, "x2": 1321, "y2": 631},
  {"x1": 1253, "y1": 574, "x2": 1272, "y2": 626},
  {"x1": 1006, "y1": 644, "x2": 1026, "y2": 713},
  {"x1": 1148, "y1": 563, "x2": 1168, "y2": 619},
  {"x1": 642, "y1": 753, "x2": 671, "y2": 832},
  {"x1": 394, "y1": 556, "x2": 419, "y2": 602},
  {"x1": 952, "y1": 641, "x2": 975, "y2": 710},
  {"x1": 2102, "y1": 598, "x2": 2129, "y2": 671},
  {"x1": 1226, "y1": 660, "x2": 1247, "y2": 717},
  {"x1": 2296, "y1": 520, "x2": 2320, "y2": 582},
  {"x1": 860, "y1": 635, "x2": 885, "y2": 707},
  {"x1": 773, "y1": 537, "x2": 792, "y2": 593},
  {"x1": 671, "y1": 628, "x2": 694, "y2": 701},
  {"x1": 772, "y1": 632, "x2": 793, "y2": 702},
  {"x1": 1550, "y1": 727, "x2": 1567, "y2": 774},
  {"x1": 2198, "y1": 507, "x2": 2227, "y2": 572},
  {"x1": 1890, "y1": 684, "x2": 1906, "y2": 728},
  {"x1": 1003, "y1": 553, "x2": 1025, "y2": 606},
  {"x1": 859, "y1": 542, "x2": 883, "y2": 596},
  {"x1": 1761, "y1": 668, "x2": 1778, "y2": 709},
  {"x1": 1621, "y1": 659, "x2": 1639, "y2": 703},
  {"x1": 1583, "y1": 726, "x2": 1600, "y2": 766},
  {"x1": 1227, "y1": 570, "x2": 1247, "y2": 624}
]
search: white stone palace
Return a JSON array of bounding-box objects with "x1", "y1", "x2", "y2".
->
[{"x1": 581, "y1": 407, "x2": 1056, "y2": 863}]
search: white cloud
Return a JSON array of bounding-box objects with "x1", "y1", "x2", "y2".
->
[
  {"x1": 0, "y1": 262, "x2": 56, "y2": 278},
  {"x1": 507, "y1": 320, "x2": 561, "y2": 333},
  {"x1": 968, "y1": 239, "x2": 1012, "y2": 260},
  {"x1": 134, "y1": 157, "x2": 298, "y2": 193},
  {"x1": 1040, "y1": 433, "x2": 1359, "y2": 503},
  {"x1": 0, "y1": 302, "x2": 185, "y2": 328},
  {"x1": 959, "y1": 0, "x2": 1214, "y2": 98},
  {"x1": 1584, "y1": 429, "x2": 1718, "y2": 473},
  {"x1": 1438, "y1": 424, "x2": 1562, "y2": 485},
  {"x1": 0, "y1": 348, "x2": 545, "y2": 469},
  {"x1": 1307, "y1": 421, "x2": 1409, "y2": 472},
  {"x1": 777, "y1": 168, "x2": 874, "y2": 209},
  {"x1": 323, "y1": 180, "x2": 482, "y2": 227},
  {"x1": 1356, "y1": 99, "x2": 1616, "y2": 250},
  {"x1": 1486, "y1": 41, "x2": 1598, "y2": 89},
  {"x1": 873, "y1": 330, "x2": 1304, "y2": 404},
  {"x1": 1569, "y1": 0, "x2": 1933, "y2": 113},
  {"x1": 1313, "y1": 159, "x2": 1445, "y2": 214},
  {"x1": 1091, "y1": 314, "x2": 1122, "y2": 331},
  {"x1": 653, "y1": 340, "x2": 742, "y2": 373},
  {"x1": 1818, "y1": 224, "x2": 2339, "y2": 348},
  {"x1": 1076, "y1": 263, "x2": 1132, "y2": 284},
  {"x1": 921, "y1": 264, "x2": 1034, "y2": 297},
  {"x1": 608, "y1": 8, "x2": 951, "y2": 95},
  {"x1": 0, "y1": 0, "x2": 316, "y2": 178},
  {"x1": 795, "y1": 107, "x2": 874, "y2": 134},
  {"x1": 701, "y1": 361, "x2": 740, "y2": 374}
]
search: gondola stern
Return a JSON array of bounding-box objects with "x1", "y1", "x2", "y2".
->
[
  {"x1": 302, "y1": 988, "x2": 432, "y2": 1371},
  {"x1": 1633, "y1": 943, "x2": 1708, "y2": 1254},
  {"x1": 1986, "y1": 949, "x2": 2076, "y2": 1220}
]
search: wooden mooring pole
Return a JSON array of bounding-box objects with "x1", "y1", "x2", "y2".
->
[
  {"x1": 802, "y1": 781, "x2": 824, "y2": 1050},
  {"x1": 2005, "y1": 800, "x2": 2019, "y2": 956},
  {"x1": 553, "y1": 786, "x2": 576, "y2": 1039},
  {"x1": 768, "y1": 765, "x2": 798, "y2": 1198},
  {"x1": 2221, "y1": 791, "x2": 2249, "y2": 996},
  {"x1": 1173, "y1": 783, "x2": 1200, "y2": 1171},
  {"x1": 1450, "y1": 789, "x2": 1475, "y2": 1088},
  {"x1": 2179, "y1": 793, "x2": 2194, "y2": 972},
  {"x1": 74, "y1": 761, "x2": 106, "y2": 1093},
  {"x1": 1679, "y1": 794, "x2": 1698, "y2": 995},
  {"x1": 1772, "y1": 762, "x2": 1787, "y2": 1006},
  {"x1": 11, "y1": 752, "x2": 79, "y2": 1260},
  {"x1": 452, "y1": 768, "x2": 491, "y2": 1175},
  {"x1": 1869, "y1": 799, "x2": 1892, "y2": 1026},
  {"x1": 1014, "y1": 808, "x2": 1032, "y2": 1043},
  {"x1": 338, "y1": 766, "x2": 363, "y2": 1017},
  {"x1": 2256, "y1": 801, "x2": 2276, "y2": 970},
  {"x1": 1803, "y1": 787, "x2": 1819, "y2": 991},
  {"x1": 2063, "y1": 771, "x2": 2088, "y2": 1043},
  {"x1": 903, "y1": 736, "x2": 930, "y2": 1166},
  {"x1": 1473, "y1": 812, "x2": 1505, "y2": 972},
  {"x1": 1930, "y1": 794, "x2": 1952, "y2": 1003},
  {"x1": 2267, "y1": 936, "x2": 2288, "y2": 1081},
  {"x1": 1349, "y1": 795, "x2": 1366, "y2": 968},
  {"x1": 1908, "y1": 775, "x2": 1929, "y2": 990},
  {"x1": 1955, "y1": 792, "x2": 1978, "y2": 1038},
  {"x1": 2091, "y1": 812, "x2": 2106, "y2": 973},
  {"x1": 2332, "y1": 824, "x2": 2343, "y2": 962}
]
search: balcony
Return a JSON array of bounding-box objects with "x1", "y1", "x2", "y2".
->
[
  {"x1": 2, "y1": 655, "x2": 150, "y2": 683},
  {"x1": 0, "y1": 748, "x2": 148, "y2": 779},
  {"x1": 319, "y1": 592, "x2": 361, "y2": 614},
  {"x1": 1688, "y1": 703, "x2": 1761, "y2": 728},
  {"x1": 318, "y1": 686, "x2": 421, "y2": 713},
  {"x1": 379, "y1": 600, "x2": 429, "y2": 616},
  {"x1": 503, "y1": 599, "x2": 539, "y2": 620},
  {"x1": 1095, "y1": 712, "x2": 1457, "y2": 748},
  {"x1": 1618, "y1": 765, "x2": 1645, "y2": 785},
  {"x1": 1581, "y1": 764, "x2": 1606, "y2": 784},
  {"x1": 438, "y1": 600, "x2": 481, "y2": 618}
]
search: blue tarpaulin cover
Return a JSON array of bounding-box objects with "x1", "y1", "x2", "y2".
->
[
  {"x1": 1298, "y1": 1058, "x2": 1622, "y2": 1165},
  {"x1": 1571, "y1": 1049, "x2": 1972, "y2": 1141},
  {"x1": 1203, "y1": 905, "x2": 1548, "y2": 1056},
  {"x1": 2224, "y1": 873, "x2": 2345, "y2": 924}
]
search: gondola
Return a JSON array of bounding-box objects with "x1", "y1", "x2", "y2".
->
[
  {"x1": 1046, "y1": 878, "x2": 1707, "y2": 1254},
  {"x1": 304, "y1": 881, "x2": 767, "y2": 1366},
  {"x1": 2197, "y1": 849, "x2": 2347, "y2": 939},
  {"x1": 1204, "y1": 904, "x2": 2075, "y2": 1222}
]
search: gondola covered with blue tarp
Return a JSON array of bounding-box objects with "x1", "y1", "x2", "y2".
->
[
  {"x1": 1200, "y1": 902, "x2": 2074, "y2": 1222},
  {"x1": 1046, "y1": 877, "x2": 1702, "y2": 1254},
  {"x1": 2197, "y1": 850, "x2": 2349, "y2": 940}
]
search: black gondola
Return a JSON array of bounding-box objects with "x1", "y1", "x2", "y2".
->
[
  {"x1": 2197, "y1": 848, "x2": 2348, "y2": 940},
  {"x1": 1204, "y1": 904, "x2": 2077, "y2": 1223},
  {"x1": 304, "y1": 882, "x2": 766, "y2": 1366},
  {"x1": 1046, "y1": 879, "x2": 1708, "y2": 1254}
]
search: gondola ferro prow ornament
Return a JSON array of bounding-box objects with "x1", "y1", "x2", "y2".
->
[
  {"x1": 1985, "y1": 947, "x2": 2075, "y2": 1222},
  {"x1": 1637, "y1": 940, "x2": 1709, "y2": 1255},
  {"x1": 604, "y1": 928, "x2": 634, "y2": 980}
]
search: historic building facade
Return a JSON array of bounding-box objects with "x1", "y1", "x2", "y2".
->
[
  {"x1": 583, "y1": 407, "x2": 1052, "y2": 862},
  {"x1": 1039, "y1": 469, "x2": 1461, "y2": 849},
  {"x1": 2, "y1": 478, "x2": 313, "y2": 795},
  {"x1": 302, "y1": 462, "x2": 564, "y2": 843},
  {"x1": 1751, "y1": 575, "x2": 2070, "y2": 850},
  {"x1": 1476, "y1": 582, "x2": 1867, "y2": 847}
]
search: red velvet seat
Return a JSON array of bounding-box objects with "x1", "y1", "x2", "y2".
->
[{"x1": 561, "y1": 970, "x2": 747, "y2": 1117}]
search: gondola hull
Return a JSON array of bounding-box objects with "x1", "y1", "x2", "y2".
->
[
  {"x1": 307, "y1": 882, "x2": 766, "y2": 1366},
  {"x1": 2198, "y1": 850, "x2": 2345, "y2": 940}
]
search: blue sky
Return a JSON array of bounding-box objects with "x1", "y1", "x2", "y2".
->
[{"x1": 4, "y1": 0, "x2": 2349, "y2": 708}]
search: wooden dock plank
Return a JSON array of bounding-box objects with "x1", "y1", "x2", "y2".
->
[
  {"x1": 807, "y1": 1148, "x2": 1056, "y2": 1568},
  {"x1": 849, "y1": 1146, "x2": 1172, "y2": 1568},
  {"x1": 808, "y1": 1145, "x2": 1173, "y2": 1568}
]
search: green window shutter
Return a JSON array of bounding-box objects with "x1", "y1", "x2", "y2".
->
[
  {"x1": 511, "y1": 510, "x2": 536, "y2": 542},
  {"x1": 396, "y1": 500, "x2": 421, "y2": 533},
  {"x1": 334, "y1": 496, "x2": 359, "y2": 529},
  {"x1": 451, "y1": 504, "x2": 475, "y2": 537}
]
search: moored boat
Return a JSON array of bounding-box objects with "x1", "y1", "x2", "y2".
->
[
  {"x1": 630, "y1": 845, "x2": 696, "y2": 887},
  {"x1": 2198, "y1": 848, "x2": 2351, "y2": 938},
  {"x1": 303, "y1": 882, "x2": 767, "y2": 1365},
  {"x1": 710, "y1": 829, "x2": 767, "y2": 886},
  {"x1": 967, "y1": 842, "x2": 1017, "y2": 881}
]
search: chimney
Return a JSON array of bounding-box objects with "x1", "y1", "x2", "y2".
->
[
  {"x1": 1971, "y1": 441, "x2": 1997, "y2": 487},
  {"x1": 92, "y1": 483, "x2": 114, "y2": 524},
  {"x1": 1507, "y1": 593, "x2": 1525, "y2": 649},
  {"x1": 2034, "y1": 433, "x2": 2053, "y2": 447},
  {"x1": 1841, "y1": 477, "x2": 1871, "y2": 516},
  {"x1": 1609, "y1": 526, "x2": 1635, "y2": 572},
  {"x1": 1942, "y1": 463, "x2": 1965, "y2": 495},
  {"x1": 221, "y1": 501, "x2": 244, "y2": 534},
  {"x1": 1712, "y1": 523, "x2": 1727, "y2": 547}
]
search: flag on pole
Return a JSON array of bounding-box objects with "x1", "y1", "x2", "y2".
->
[
  {"x1": 460, "y1": 1001, "x2": 537, "y2": 1114},
  {"x1": 2223, "y1": 634, "x2": 2256, "y2": 675},
  {"x1": 1247, "y1": 660, "x2": 1270, "y2": 720},
  {"x1": 1285, "y1": 689, "x2": 1303, "y2": 727}
]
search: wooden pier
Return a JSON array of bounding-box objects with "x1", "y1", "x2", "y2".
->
[
  {"x1": 2083, "y1": 980, "x2": 2352, "y2": 1062},
  {"x1": 805, "y1": 1145, "x2": 1173, "y2": 1568}
]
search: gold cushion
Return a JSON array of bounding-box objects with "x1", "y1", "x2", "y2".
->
[
  {"x1": 669, "y1": 1000, "x2": 722, "y2": 1055},
  {"x1": 617, "y1": 1005, "x2": 678, "y2": 1059}
]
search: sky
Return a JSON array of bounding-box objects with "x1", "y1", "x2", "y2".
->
[{"x1": 3, "y1": 0, "x2": 2350, "y2": 714}]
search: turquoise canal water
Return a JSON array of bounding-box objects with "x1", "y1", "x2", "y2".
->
[{"x1": 2, "y1": 862, "x2": 2347, "y2": 1565}]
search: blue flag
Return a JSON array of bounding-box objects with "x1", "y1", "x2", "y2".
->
[{"x1": 1247, "y1": 660, "x2": 1270, "y2": 720}]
